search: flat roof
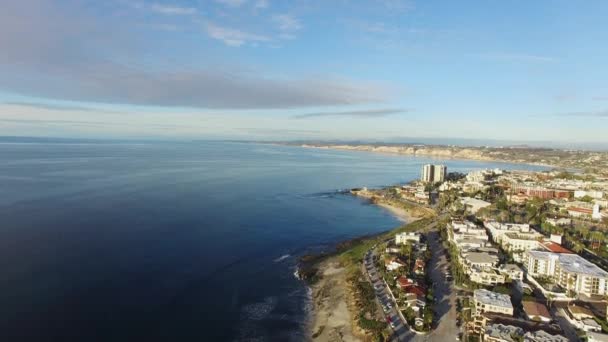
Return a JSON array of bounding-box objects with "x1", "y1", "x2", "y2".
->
[
  {"x1": 485, "y1": 323, "x2": 523, "y2": 342},
  {"x1": 527, "y1": 251, "x2": 608, "y2": 278},
  {"x1": 464, "y1": 252, "x2": 498, "y2": 264},
  {"x1": 474, "y1": 289, "x2": 513, "y2": 309}
]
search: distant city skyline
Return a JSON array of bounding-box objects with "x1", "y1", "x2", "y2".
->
[{"x1": 1, "y1": 0, "x2": 608, "y2": 143}]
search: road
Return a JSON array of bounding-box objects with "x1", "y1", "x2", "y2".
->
[{"x1": 363, "y1": 217, "x2": 459, "y2": 342}]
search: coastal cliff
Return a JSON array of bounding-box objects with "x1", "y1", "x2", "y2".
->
[{"x1": 291, "y1": 143, "x2": 608, "y2": 173}]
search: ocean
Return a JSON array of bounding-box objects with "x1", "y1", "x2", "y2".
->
[{"x1": 0, "y1": 140, "x2": 545, "y2": 341}]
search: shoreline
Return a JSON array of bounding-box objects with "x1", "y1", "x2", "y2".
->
[
  {"x1": 279, "y1": 143, "x2": 560, "y2": 170},
  {"x1": 304, "y1": 194, "x2": 430, "y2": 341}
]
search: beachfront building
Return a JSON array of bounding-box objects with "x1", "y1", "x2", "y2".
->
[
  {"x1": 421, "y1": 164, "x2": 434, "y2": 183},
  {"x1": 434, "y1": 165, "x2": 447, "y2": 183},
  {"x1": 525, "y1": 250, "x2": 608, "y2": 296},
  {"x1": 396, "y1": 232, "x2": 421, "y2": 245},
  {"x1": 420, "y1": 164, "x2": 447, "y2": 183},
  {"x1": 473, "y1": 289, "x2": 513, "y2": 316}
]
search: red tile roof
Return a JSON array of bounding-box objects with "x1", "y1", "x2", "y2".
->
[
  {"x1": 541, "y1": 241, "x2": 573, "y2": 254},
  {"x1": 405, "y1": 285, "x2": 426, "y2": 297}
]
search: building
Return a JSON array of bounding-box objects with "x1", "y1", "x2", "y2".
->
[
  {"x1": 420, "y1": 164, "x2": 447, "y2": 183},
  {"x1": 523, "y1": 330, "x2": 569, "y2": 342},
  {"x1": 433, "y1": 164, "x2": 447, "y2": 183},
  {"x1": 473, "y1": 289, "x2": 514, "y2": 316},
  {"x1": 484, "y1": 221, "x2": 532, "y2": 244},
  {"x1": 575, "y1": 190, "x2": 604, "y2": 199},
  {"x1": 498, "y1": 264, "x2": 524, "y2": 281},
  {"x1": 511, "y1": 184, "x2": 572, "y2": 200},
  {"x1": 525, "y1": 250, "x2": 608, "y2": 296},
  {"x1": 461, "y1": 252, "x2": 499, "y2": 270},
  {"x1": 395, "y1": 232, "x2": 421, "y2": 244},
  {"x1": 484, "y1": 323, "x2": 524, "y2": 342},
  {"x1": 522, "y1": 301, "x2": 552, "y2": 323},
  {"x1": 500, "y1": 231, "x2": 544, "y2": 262},
  {"x1": 470, "y1": 269, "x2": 506, "y2": 286},
  {"x1": 421, "y1": 164, "x2": 434, "y2": 183},
  {"x1": 586, "y1": 331, "x2": 608, "y2": 342},
  {"x1": 545, "y1": 217, "x2": 571, "y2": 226},
  {"x1": 385, "y1": 257, "x2": 407, "y2": 271},
  {"x1": 460, "y1": 197, "x2": 491, "y2": 214}
]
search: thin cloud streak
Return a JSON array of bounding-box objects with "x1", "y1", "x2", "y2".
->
[
  {"x1": 292, "y1": 108, "x2": 407, "y2": 119},
  {"x1": 558, "y1": 110, "x2": 608, "y2": 117},
  {"x1": 477, "y1": 53, "x2": 556, "y2": 63},
  {"x1": 3, "y1": 101, "x2": 120, "y2": 113},
  {"x1": 0, "y1": 1, "x2": 388, "y2": 109}
]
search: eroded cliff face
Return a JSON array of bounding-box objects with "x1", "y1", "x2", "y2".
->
[{"x1": 302, "y1": 144, "x2": 492, "y2": 161}]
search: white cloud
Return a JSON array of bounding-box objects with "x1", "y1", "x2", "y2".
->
[
  {"x1": 205, "y1": 22, "x2": 270, "y2": 47},
  {"x1": 272, "y1": 14, "x2": 301, "y2": 32},
  {"x1": 478, "y1": 53, "x2": 556, "y2": 63},
  {"x1": 133, "y1": 2, "x2": 198, "y2": 15},
  {"x1": 254, "y1": 0, "x2": 269, "y2": 9},
  {"x1": 215, "y1": 0, "x2": 248, "y2": 8}
]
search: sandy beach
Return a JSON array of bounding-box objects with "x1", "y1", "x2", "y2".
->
[
  {"x1": 310, "y1": 258, "x2": 361, "y2": 342},
  {"x1": 376, "y1": 202, "x2": 414, "y2": 223}
]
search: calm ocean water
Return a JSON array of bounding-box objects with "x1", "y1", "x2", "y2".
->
[{"x1": 0, "y1": 141, "x2": 545, "y2": 341}]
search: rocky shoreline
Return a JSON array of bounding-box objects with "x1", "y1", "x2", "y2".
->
[{"x1": 298, "y1": 190, "x2": 431, "y2": 342}]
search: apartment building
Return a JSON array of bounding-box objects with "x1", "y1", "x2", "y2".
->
[
  {"x1": 473, "y1": 289, "x2": 514, "y2": 316},
  {"x1": 525, "y1": 251, "x2": 608, "y2": 296}
]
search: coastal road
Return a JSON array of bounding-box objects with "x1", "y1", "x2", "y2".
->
[
  {"x1": 364, "y1": 249, "x2": 418, "y2": 342},
  {"x1": 364, "y1": 217, "x2": 457, "y2": 342}
]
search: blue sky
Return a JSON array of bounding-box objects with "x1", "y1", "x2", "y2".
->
[{"x1": 1, "y1": 0, "x2": 607, "y2": 144}]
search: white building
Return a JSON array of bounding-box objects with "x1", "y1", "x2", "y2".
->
[
  {"x1": 433, "y1": 164, "x2": 447, "y2": 183},
  {"x1": 501, "y1": 231, "x2": 544, "y2": 262},
  {"x1": 396, "y1": 232, "x2": 421, "y2": 244},
  {"x1": 575, "y1": 190, "x2": 604, "y2": 199},
  {"x1": 421, "y1": 164, "x2": 434, "y2": 183},
  {"x1": 420, "y1": 164, "x2": 447, "y2": 183},
  {"x1": 461, "y1": 252, "x2": 499, "y2": 270},
  {"x1": 498, "y1": 264, "x2": 524, "y2": 281},
  {"x1": 473, "y1": 289, "x2": 513, "y2": 316},
  {"x1": 484, "y1": 221, "x2": 531, "y2": 244},
  {"x1": 525, "y1": 250, "x2": 608, "y2": 296},
  {"x1": 460, "y1": 197, "x2": 491, "y2": 214},
  {"x1": 545, "y1": 217, "x2": 571, "y2": 226}
]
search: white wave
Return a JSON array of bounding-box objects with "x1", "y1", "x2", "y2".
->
[{"x1": 273, "y1": 254, "x2": 290, "y2": 263}]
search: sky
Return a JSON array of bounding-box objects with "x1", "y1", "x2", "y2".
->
[{"x1": 1, "y1": 0, "x2": 608, "y2": 144}]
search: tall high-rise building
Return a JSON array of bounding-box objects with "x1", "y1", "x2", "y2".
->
[
  {"x1": 421, "y1": 164, "x2": 434, "y2": 183},
  {"x1": 421, "y1": 164, "x2": 447, "y2": 183},
  {"x1": 434, "y1": 165, "x2": 447, "y2": 183}
]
